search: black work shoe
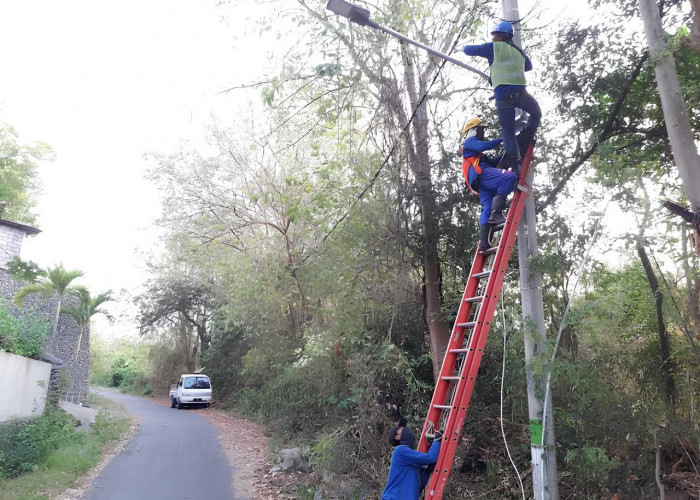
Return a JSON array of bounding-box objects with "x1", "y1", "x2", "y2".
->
[
  {"x1": 479, "y1": 224, "x2": 491, "y2": 251},
  {"x1": 488, "y1": 213, "x2": 506, "y2": 225},
  {"x1": 487, "y1": 194, "x2": 508, "y2": 225}
]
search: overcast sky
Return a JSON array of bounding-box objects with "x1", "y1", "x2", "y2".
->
[{"x1": 0, "y1": 0, "x2": 591, "y2": 338}]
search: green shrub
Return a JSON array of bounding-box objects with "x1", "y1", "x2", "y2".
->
[
  {"x1": 0, "y1": 408, "x2": 79, "y2": 478},
  {"x1": 564, "y1": 445, "x2": 616, "y2": 482},
  {"x1": 100, "y1": 357, "x2": 148, "y2": 393},
  {"x1": 0, "y1": 298, "x2": 51, "y2": 358}
]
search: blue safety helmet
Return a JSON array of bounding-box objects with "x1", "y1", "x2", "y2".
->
[{"x1": 491, "y1": 21, "x2": 514, "y2": 38}]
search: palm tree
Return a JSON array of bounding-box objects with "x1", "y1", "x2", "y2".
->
[
  {"x1": 14, "y1": 263, "x2": 84, "y2": 337},
  {"x1": 61, "y1": 287, "x2": 114, "y2": 356}
]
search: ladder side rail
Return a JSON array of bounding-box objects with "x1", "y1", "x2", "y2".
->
[
  {"x1": 425, "y1": 146, "x2": 535, "y2": 498},
  {"x1": 417, "y1": 251, "x2": 487, "y2": 452},
  {"x1": 426, "y1": 200, "x2": 526, "y2": 498}
]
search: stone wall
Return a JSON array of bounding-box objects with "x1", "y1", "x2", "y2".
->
[
  {"x1": 0, "y1": 224, "x2": 25, "y2": 270},
  {"x1": 0, "y1": 270, "x2": 90, "y2": 404}
]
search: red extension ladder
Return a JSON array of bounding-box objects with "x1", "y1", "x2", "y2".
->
[{"x1": 416, "y1": 144, "x2": 535, "y2": 499}]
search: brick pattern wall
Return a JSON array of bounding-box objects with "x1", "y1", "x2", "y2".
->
[
  {"x1": 0, "y1": 225, "x2": 24, "y2": 270},
  {"x1": 0, "y1": 271, "x2": 90, "y2": 404}
]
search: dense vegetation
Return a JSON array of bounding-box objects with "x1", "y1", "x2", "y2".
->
[
  {"x1": 98, "y1": 0, "x2": 699, "y2": 498},
  {"x1": 0, "y1": 124, "x2": 49, "y2": 225},
  {"x1": 0, "y1": 403, "x2": 130, "y2": 498},
  {"x1": 0, "y1": 298, "x2": 51, "y2": 358},
  {"x1": 0, "y1": 409, "x2": 77, "y2": 478}
]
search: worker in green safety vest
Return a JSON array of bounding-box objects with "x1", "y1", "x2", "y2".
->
[{"x1": 461, "y1": 21, "x2": 541, "y2": 173}]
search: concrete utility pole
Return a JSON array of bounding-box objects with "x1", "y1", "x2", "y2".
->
[{"x1": 502, "y1": 0, "x2": 560, "y2": 498}]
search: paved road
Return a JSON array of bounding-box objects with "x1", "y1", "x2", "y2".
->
[{"x1": 85, "y1": 388, "x2": 236, "y2": 500}]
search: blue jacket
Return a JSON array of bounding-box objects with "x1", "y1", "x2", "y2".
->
[
  {"x1": 381, "y1": 441, "x2": 441, "y2": 500},
  {"x1": 463, "y1": 136, "x2": 503, "y2": 188},
  {"x1": 462, "y1": 42, "x2": 533, "y2": 99}
]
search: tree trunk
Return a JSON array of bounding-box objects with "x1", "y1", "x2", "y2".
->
[
  {"x1": 400, "y1": 44, "x2": 451, "y2": 380},
  {"x1": 686, "y1": 0, "x2": 700, "y2": 51},
  {"x1": 75, "y1": 324, "x2": 86, "y2": 357},
  {"x1": 178, "y1": 317, "x2": 197, "y2": 373},
  {"x1": 638, "y1": 0, "x2": 700, "y2": 215},
  {"x1": 637, "y1": 241, "x2": 676, "y2": 405},
  {"x1": 53, "y1": 296, "x2": 62, "y2": 337}
]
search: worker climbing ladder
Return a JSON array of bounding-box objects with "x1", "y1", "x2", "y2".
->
[{"x1": 417, "y1": 144, "x2": 535, "y2": 500}]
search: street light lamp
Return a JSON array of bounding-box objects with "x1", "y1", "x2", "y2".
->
[
  {"x1": 326, "y1": 0, "x2": 373, "y2": 26},
  {"x1": 326, "y1": 0, "x2": 488, "y2": 80}
]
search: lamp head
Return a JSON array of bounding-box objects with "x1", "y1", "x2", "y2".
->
[{"x1": 326, "y1": 0, "x2": 371, "y2": 26}]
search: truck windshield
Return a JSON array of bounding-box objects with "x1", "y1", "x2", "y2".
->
[{"x1": 183, "y1": 376, "x2": 211, "y2": 389}]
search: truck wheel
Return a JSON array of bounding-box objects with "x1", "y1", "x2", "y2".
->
[
  {"x1": 170, "y1": 397, "x2": 176, "y2": 408},
  {"x1": 176, "y1": 398, "x2": 183, "y2": 410},
  {"x1": 206, "y1": 403, "x2": 210, "y2": 408}
]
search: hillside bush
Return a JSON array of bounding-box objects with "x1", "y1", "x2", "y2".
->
[
  {"x1": 0, "y1": 408, "x2": 79, "y2": 478},
  {"x1": 0, "y1": 298, "x2": 51, "y2": 358}
]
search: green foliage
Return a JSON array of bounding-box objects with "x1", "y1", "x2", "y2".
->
[
  {"x1": 101, "y1": 356, "x2": 147, "y2": 390},
  {"x1": 0, "y1": 409, "x2": 79, "y2": 478},
  {"x1": 5, "y1": 256, "x2": 44, "y2": 283},
  {"x1": 296, "y1": 483, "x2": 316, "y2": 500},
  {"x1": 61, "y1": 287, "x2": 114, "y2": 356},
  {"x1": 0, "y1": 410, "x2": 131, "y2": 498},
  {"x1": 0, "y1": 123, "x2": 51, "y2": 225},
  {"x1": 0, "y1": 298, "x2": 51, "y2": 358},
  {"x1": 91, "y1": 334, "x2": 153, "y2": 394},
  {"x1": 13, "y1": 264, "x2": 84, "y2": 308},
  {"x1": 240, "y1": 350, "x2": 347, "y2": 435},
  {"x1": 564, "y1": 446, "x2": 616, "y2": 482},
  {"x1": 201, "y1": 319, "x2": 249, "y2": 399}
]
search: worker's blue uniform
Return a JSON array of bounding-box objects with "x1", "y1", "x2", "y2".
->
[
  {"x1": 462, "y1": 42, "x2": 541, "y2": 162},
  {"x1": 381, "y1": 441, "x2": 441, "y2": 500},
  {"x1": 463, "y1": 135, "x2": 517, "y2": 225}
]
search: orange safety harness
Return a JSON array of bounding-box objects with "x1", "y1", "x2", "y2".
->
[{"x1": 462, "y1": 153, "x2": 483, "y2": 194}]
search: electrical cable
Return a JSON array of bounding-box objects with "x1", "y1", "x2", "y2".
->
[
  {"x1": 317, "y1": 20, "x2": 475, "y2": 247},
  {"x1": 499, "y1": 287, "x2": 526, "y2": 500}
]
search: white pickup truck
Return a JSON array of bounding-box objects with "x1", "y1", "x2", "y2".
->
[{"x1": 169, "y1": 374, "x2": 213, "y2": 409}]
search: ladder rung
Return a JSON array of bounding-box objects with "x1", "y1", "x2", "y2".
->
[
  {"x1": 441, "y1": 376, "x2": 460, "y2": 381},
  {"x1": 493, "y1": 222, "x2": 505, "y2": 231},
  {"x1": 449, "y1": 348, "x2": 471, "y2": 354},
  {"x1": 480, "y1": 247, "x2": 498, "y2": 256},
  {"x1": 457, "y1": 322, "x2": 476, "y2": 329},
  {"x1": 472, "y1": 270, "x2": 491, "y2": 279},
  {"x1": 465, "y1": 296, "x2": 484, "y2": 303},
  {"x1": 433, "y1": 404, "x2": 452, "y2": 410},
  {"x1": 517, "y1": 184, "x2": 529, "y2": 192}
]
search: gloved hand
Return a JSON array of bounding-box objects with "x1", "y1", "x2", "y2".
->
[{"x1": 433, "y1": 430, "x2": 443, "y2": 442}]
